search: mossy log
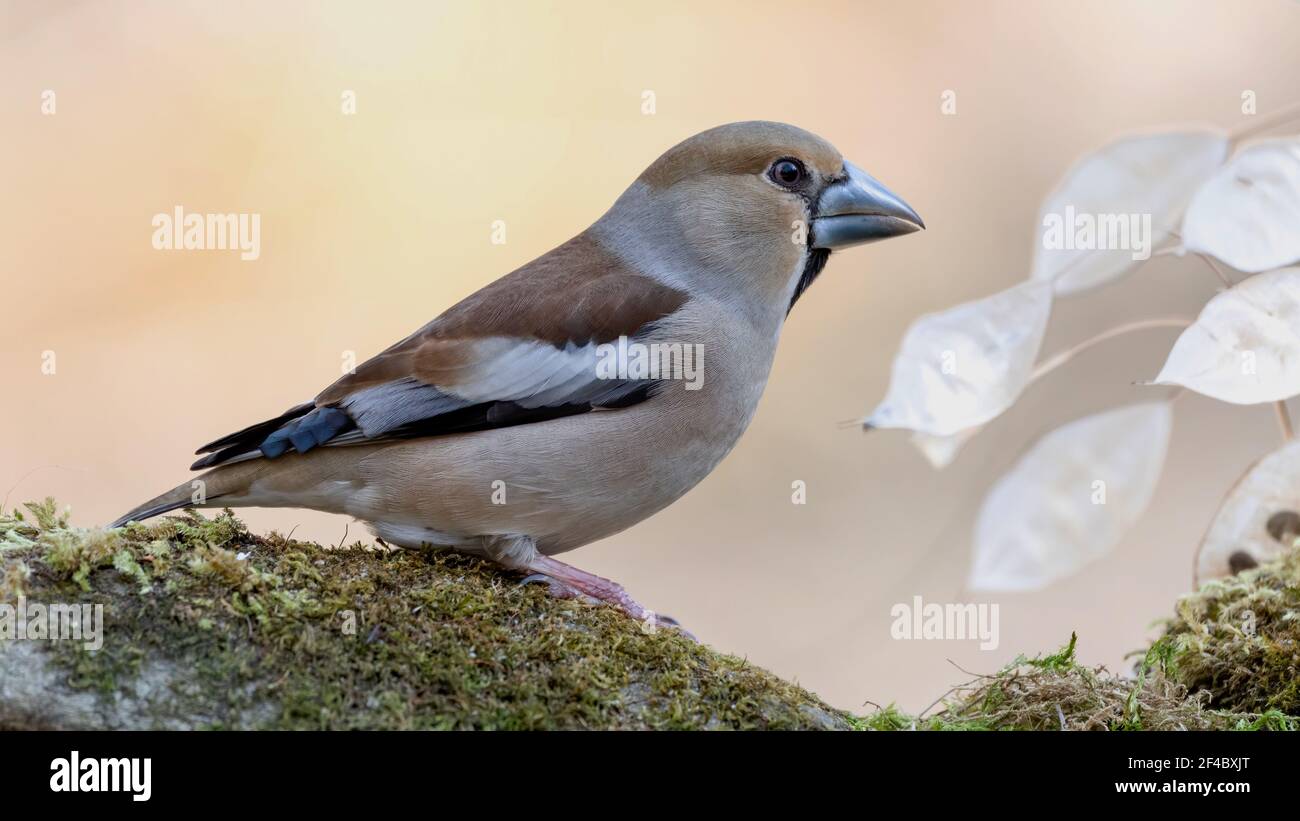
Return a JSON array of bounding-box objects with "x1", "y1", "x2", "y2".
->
[
  {"x1": 5, "y1": 499, "x2": 1298, "y2": 731},
  {"x1": 0, "y1": 501, "x2": 852, "y2": 730}
]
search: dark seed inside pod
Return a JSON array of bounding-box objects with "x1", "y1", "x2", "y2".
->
[
  {"x1": 1228, "y1": 550, "x2": 1258, "y2": 574},
  {"x1": 1265, "y1": 510, "x2": 1300, "y2": 544}
]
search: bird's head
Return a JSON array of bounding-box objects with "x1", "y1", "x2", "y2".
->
[{"x1": 598, "y1": 121, "x2": 924, "y2": 314}]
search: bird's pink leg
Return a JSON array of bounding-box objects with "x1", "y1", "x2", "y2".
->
[
  {"x1": 523, "y1": 555, "x2": 651, "y2": 619},
  {"x1": 521, "y1": 555, "x2": 692, "y2": 638}
]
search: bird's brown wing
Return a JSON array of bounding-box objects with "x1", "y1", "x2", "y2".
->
[{"x1": 192, "y1": 234, "x2": 687, "y2": 469}]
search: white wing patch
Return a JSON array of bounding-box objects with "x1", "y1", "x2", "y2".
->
[{"x1": 340, "y1": 336, "x2": 646, "y2": 439}]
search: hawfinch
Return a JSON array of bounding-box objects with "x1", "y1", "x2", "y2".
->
[{"x1": 113, "y1": 121, "x2": 923, "y2": 628}]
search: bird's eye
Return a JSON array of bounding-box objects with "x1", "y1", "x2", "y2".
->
[{"x1": 769, "y1": 158, "x2": 805, "y2": 187}]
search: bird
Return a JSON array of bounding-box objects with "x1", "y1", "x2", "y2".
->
[{"x1": 111, "y1": 121, "x2": 923, "y2": 629}]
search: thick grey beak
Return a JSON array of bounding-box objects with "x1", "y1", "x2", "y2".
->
[{"x1": 811, "y1": 162, "x2": 924, "y2": 250}]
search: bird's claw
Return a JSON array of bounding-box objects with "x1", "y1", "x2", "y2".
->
[
  {"x1": 645, "y1": 612, "x2": 698, "y2": 643},
  {"x1": 519, "y1": 571, "x2": 697, "y2": 642},
  {"x1": 519, "y1": 572, "x2": 600, "y2": 605}
]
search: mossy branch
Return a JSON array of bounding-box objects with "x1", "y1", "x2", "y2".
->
[
  {"x1": 4, "y1": 499, "x2": 1297, "y2": 731},
  {"x1": 0, "y1": 500, "x2": 850, "y2": 730}
]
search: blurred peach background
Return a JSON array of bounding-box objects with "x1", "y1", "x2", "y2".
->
[{"x1": 3, "y1": 0, "x2": 1299, "y2": 712}]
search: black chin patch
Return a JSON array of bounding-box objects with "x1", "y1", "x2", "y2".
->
[{"x1": 786, "y1": 248, "x2": 831, "y2": 314}]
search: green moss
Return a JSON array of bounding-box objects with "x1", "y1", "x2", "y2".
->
[
  {"x1": 0, "y1": 499, "x2": 851, "y2": 730},
  {"x1": 859, "y1": 544, "x2": 1300, "y2": 732},
  {"x1": 8, "y1": 497, "x2": 1298, "y2": 731},
  {"x1": 861, "y1": 633, "x2": 1291, "y2": 731},
  {"x1": 1157, "y1": 539, "x2": 1300, "y2": 714}
]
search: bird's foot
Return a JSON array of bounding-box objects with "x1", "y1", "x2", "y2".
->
[
  {"x1": 519, "y1": 573, "x2": 594, "y2": 603},
  {"x1": 519, "y1": 556, "x2": 695, "y2": 641}
]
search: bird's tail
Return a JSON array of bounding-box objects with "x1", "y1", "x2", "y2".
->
[{"x1": 108, "y1": 461, "x2": 266, "y2": 529}]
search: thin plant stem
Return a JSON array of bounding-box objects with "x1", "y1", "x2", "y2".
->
[
  {"x1": 1275, "y1": 401, "x2": 1294, "y2": 442},
  {"x1": 1229, "y1": 99, "x2": 1300, "y2": 145},
  {"x1": 1030, "y1": 318, "x2": 1192, "y2": 383},
  {"x1": 1196, "y1": 253, "x2": 1235, "y2": 288}
]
